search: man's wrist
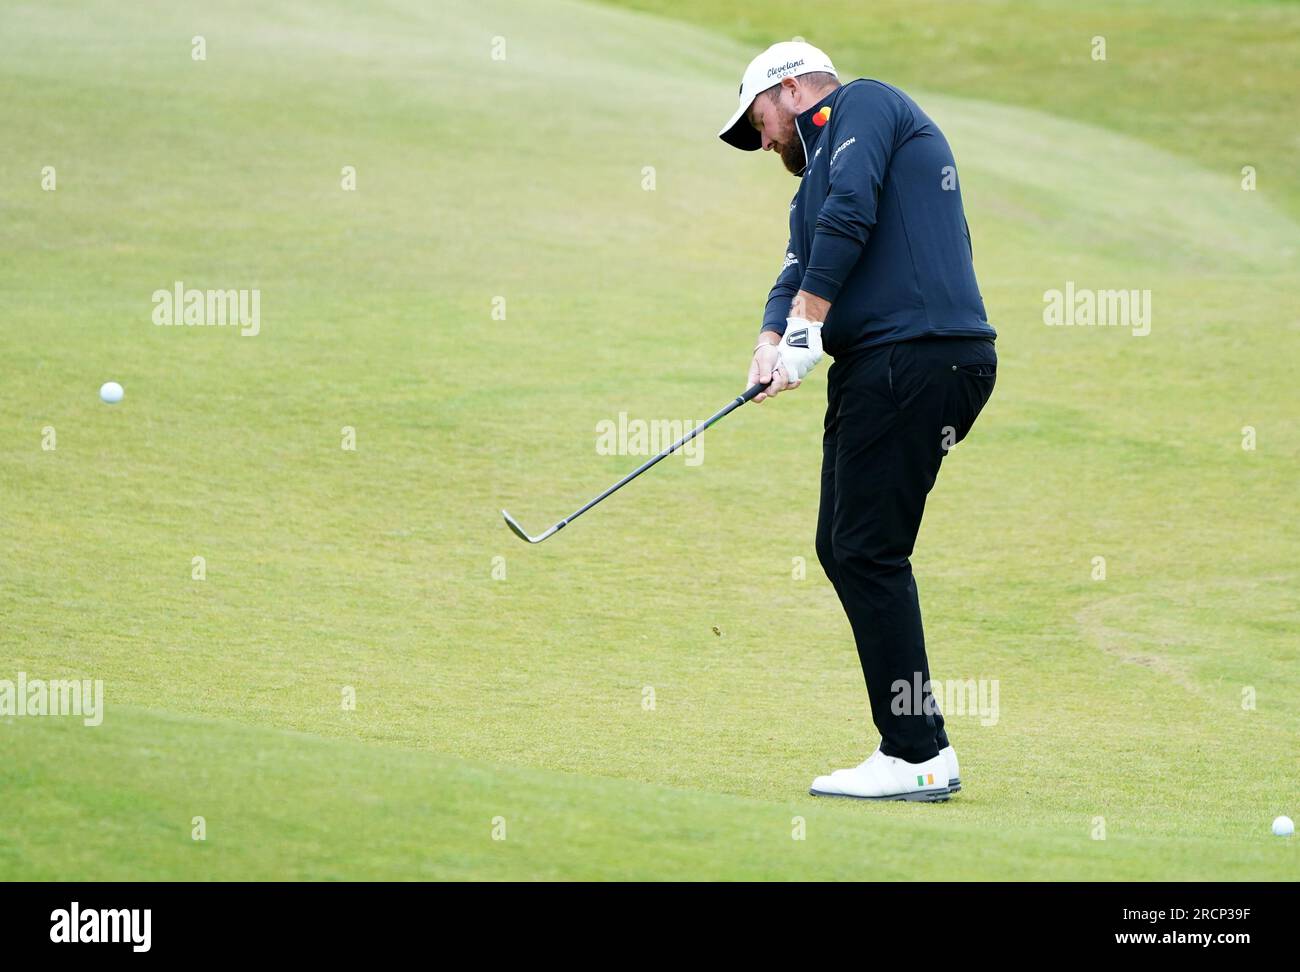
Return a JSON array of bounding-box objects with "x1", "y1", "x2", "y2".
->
[{"x1": 791, "y1": 289, "x2": 832, "y2": 323}]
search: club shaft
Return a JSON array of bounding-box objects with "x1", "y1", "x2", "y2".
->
[{"x1": 547, "y1": 382, "x2": 767, "y2": 535}]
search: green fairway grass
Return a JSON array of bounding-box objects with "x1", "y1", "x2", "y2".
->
[{"x1": 1, "y1": 0, "x2": 1296, "y2": 880}]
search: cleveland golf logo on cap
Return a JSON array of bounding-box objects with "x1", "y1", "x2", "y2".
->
[{"x1": 766, "y1": 58, "x2": 805, "y2": 78}]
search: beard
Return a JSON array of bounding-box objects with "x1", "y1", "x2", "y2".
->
[
  {"x1": 778, "y1": 137, "x2": 806, "y2": 175},
  {"x1": 770, "y1": 112, "x2": 805, "y2": 175}
]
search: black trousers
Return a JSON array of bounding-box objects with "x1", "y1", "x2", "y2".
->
[{"x1": 816, "y1": 336, "x2": 997, "y2": 764}]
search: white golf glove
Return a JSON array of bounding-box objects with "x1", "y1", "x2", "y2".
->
[{"x1": 775, "y1": 317, "x2": 824, "y2": 385}]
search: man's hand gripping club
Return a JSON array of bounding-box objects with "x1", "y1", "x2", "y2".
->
[{"x1": 747, "y1": 291, "x2": 829, "y2": 403}]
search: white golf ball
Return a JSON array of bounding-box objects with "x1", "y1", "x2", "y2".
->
[
  {"x1": 99, "y1": 381, "x2": 124, "y2": 404},
  {"x1": 1273, "y1": 815, "x2": 1294, "y2": 837}
]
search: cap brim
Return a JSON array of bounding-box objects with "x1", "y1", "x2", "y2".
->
[{"x1": 718, "y1": 99, "x2": 762, "y2": 151}]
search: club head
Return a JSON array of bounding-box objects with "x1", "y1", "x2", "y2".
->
[{"x1": 501, "y1": 509, "x2": 559, "y2": 544}]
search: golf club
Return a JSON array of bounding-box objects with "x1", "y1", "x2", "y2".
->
[{"x1": 501, "y1": 379, "x2": 770, "y2": 543}]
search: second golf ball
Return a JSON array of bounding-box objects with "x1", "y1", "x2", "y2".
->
[{"x1": 99, "y1": 381, "x2": 124, "y2": 404}]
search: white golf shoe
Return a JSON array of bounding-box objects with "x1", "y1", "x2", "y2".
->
[
  {"x1": 940, "y1": 744, "x2": 961, "y2": 793},
  {"x1": 809, "y1": 750, "x2": 951, "y2": 802}
]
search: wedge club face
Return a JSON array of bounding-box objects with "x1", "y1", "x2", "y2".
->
[{"x1": 501, "y1": 510, "x2": 560, "y2": 544}]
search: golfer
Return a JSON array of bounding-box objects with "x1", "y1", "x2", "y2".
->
[{"x1": 719, "y1": 42, "x2": 998, "y2": 801}]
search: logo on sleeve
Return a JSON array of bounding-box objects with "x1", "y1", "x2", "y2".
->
[
  {"x1": 781, "y1": 251, "x2": 799, "y2": 270},
  {"x1": 831, "y1": 137, "x2": 856, "y2": 165}
]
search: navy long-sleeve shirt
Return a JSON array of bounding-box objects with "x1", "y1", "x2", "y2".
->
[{"x1": 761, "y1": 79, "x2": 996, "y2": 356}]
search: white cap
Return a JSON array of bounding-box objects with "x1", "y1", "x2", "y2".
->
[{"x1": 718, "y1": 41, "x2": 837, "y2": 151}]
